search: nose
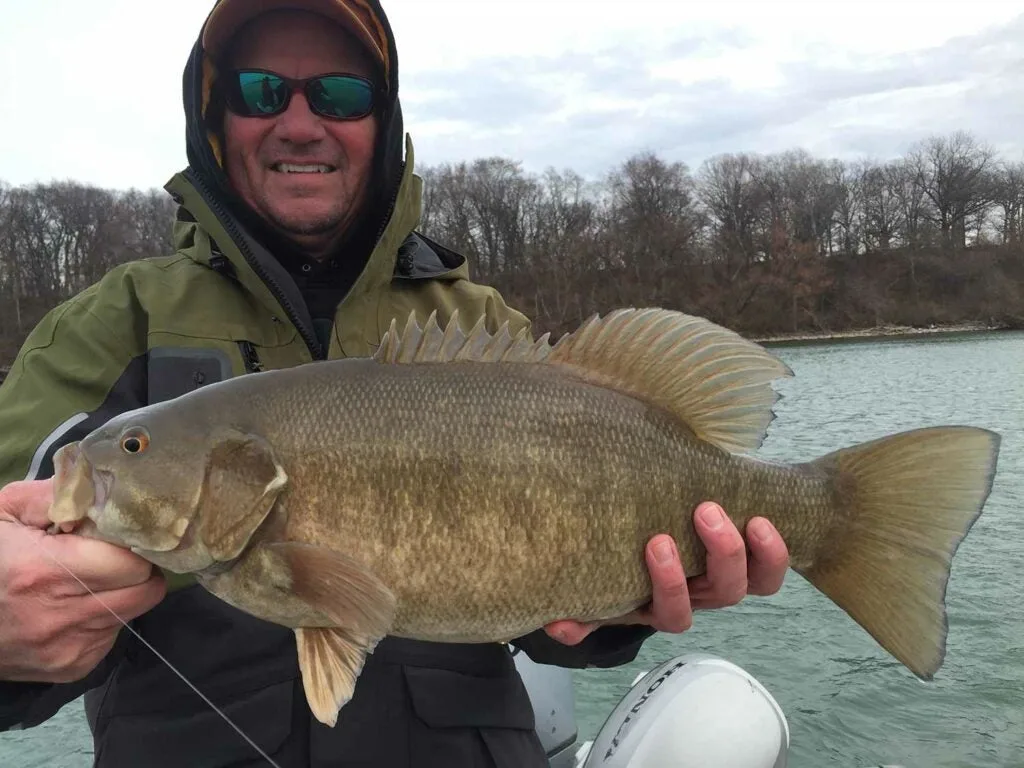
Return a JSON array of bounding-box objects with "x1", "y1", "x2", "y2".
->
[{"x1": 273, "y1": 91, "x2": 327, "y2": 144}]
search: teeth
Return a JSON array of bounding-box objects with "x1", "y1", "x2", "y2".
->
[{"x1": 274, "y1": 163, "x2": 332, "y2": 174}]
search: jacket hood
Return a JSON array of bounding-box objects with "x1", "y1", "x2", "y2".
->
[{"x1": 180, "y1": 0, "x2": 407, "y2": 271}]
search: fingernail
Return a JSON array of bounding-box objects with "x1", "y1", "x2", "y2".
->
[
  {"x1": 749, "y1": 518, "x2": 773, "y2": 544},
  {"x1": 698, "y1": 504, "x2": 725, "y2": 530},
  {"x1": 653, "y1": 538, "x2": 675, "y2": 564}
]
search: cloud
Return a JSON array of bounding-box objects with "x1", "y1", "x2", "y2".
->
[
  {"x1": 405, "y1": 11, "x2": 1024, "y2": 177},
  {"x1": 3, "y1": 0, "x2": 1024, "y2": 190}
]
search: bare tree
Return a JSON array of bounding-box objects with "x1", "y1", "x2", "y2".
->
[
  {"x1": 603, "y1": 152, "x2": 701, "y2": 274},
  {"x1": 418, "y1": 159, "x2": 541, "y2": 280},
  {"x1": 990, "y1": 162, "x2": 1024, "y2": 245},
  {"x1": 828, "y1": 160, "x2": 865, "y2": 255},
  {"x1": 696, "y1": 153, "x2": 767, "y2": 266},
  {"x1": 859, "y1": 161, "x2": 907, "y2": 252},
  {"x1": 908, "y1": 131, "x2": 996, "y2": 248}
]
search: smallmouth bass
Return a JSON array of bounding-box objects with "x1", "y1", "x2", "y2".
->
[{"x1": 48, "y1": 308, "x2": 1001, "y2": 727}]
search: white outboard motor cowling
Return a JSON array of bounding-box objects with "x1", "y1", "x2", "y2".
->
[{"x1": 578, "y1": 653, "x2": 789, "y2": 768}]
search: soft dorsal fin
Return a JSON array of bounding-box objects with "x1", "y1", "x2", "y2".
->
[
  {"x1": 374, "y1": 307, "x2": 793, "y2": 454},
  {"x1": 547, "y1": 308, "x2": 793, "y2": 453}
]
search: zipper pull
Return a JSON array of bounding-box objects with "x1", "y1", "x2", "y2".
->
[{"x1": 239, "y1": 341, "x2": 264, "y2": 373}]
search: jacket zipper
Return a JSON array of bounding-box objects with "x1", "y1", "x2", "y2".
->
[
  {"x1": 239, "y1": 341, "x2": 264, "y2": 373},
  {"x1": 184, "y1": 168, "x2": 324, "y2": 360}
]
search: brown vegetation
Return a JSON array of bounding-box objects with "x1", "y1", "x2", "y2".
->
[{"x1": 1, "y1": 130, "x2": 1021, "y2": 369}]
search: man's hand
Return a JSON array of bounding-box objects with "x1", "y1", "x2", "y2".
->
[
  {"x1": 0, "y1": 479, "x2": 166, "y2": 684},
  {"x1": 545, "y1": 502, "x2": 789, "y2": 646}
]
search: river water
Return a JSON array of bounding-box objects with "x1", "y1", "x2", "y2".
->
[
  {"x1": 1, "y1": 330, "x2": 1022, "y2": 767},
  {"x1": 572, "y1": 330, "x2": 1024, "y2": 767}
]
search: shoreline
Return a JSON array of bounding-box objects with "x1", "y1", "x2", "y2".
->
[{"x1": 753, "y1": 322, "x2": 1013, "y2": 346}]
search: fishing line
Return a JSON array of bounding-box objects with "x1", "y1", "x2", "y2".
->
[{"x1": 26, "y1": 530, "x2": 282, "y2": 768}]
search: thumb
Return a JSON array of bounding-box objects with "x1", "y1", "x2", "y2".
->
[{"x1": 0, "y1": 479, "x2": 56, "y2": 529}]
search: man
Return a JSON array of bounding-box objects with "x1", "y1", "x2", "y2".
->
[{"x1": 0, "y1": 1, "x2": 790, "y2": 766}]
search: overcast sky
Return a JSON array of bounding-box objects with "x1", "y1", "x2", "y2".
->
[{"x1": 4, "y1": 0, "x2": 1024, "y2": 190}]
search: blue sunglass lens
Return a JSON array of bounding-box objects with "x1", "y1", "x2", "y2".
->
[
  {"x1": 308, "y1": 76, "x2": 374, "y2": 118},
  {"x1": 236, "y1": 72, "x2": 288, "y2": 114},
  {"x1": 233, "y1": 72, "x2": 374, "y2": 118}
]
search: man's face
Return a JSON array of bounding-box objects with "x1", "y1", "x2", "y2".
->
[{"x1": 222, "y1": 11, "x2": 379, "y2": 257}]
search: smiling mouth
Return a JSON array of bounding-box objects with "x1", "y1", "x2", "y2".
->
[{"x1": 270, "y1": 162, "x2": 336, "y2": 174}]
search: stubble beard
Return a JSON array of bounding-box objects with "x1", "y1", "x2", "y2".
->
[
  {"x1": 264, "y1": 185, "x2": 369, "y2": 248},
  {"x1": 268, "y1": 206, "x2": 347, "y2": 237}
]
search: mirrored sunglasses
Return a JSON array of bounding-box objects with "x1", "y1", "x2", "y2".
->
[{"x1": 224, "y1": 69, "x2": 379, "y2": 120}]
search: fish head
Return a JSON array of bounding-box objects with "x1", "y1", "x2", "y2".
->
[{"x1": 49, "y1": 404, "x2": 288, "y2": 574}]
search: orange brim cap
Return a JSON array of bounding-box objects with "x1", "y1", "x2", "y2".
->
[{"x1": 202, "y1": 0, "x2": 390, "y2": 81}]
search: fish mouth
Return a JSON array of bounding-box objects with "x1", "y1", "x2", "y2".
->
[
  {"x1": 49, "y1": 442, "x2": 117, "y2": 538},
  {"x1": 50, "y1": 442, "x2": 97, "y2": 528}
]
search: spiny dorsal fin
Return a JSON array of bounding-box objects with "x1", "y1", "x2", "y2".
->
[
  {"x1": 373, "y1": 309, "x2": 553, "y2": 364},
  {"x1": 374, "y1": 307, "x2": 792, "y2": 454}
]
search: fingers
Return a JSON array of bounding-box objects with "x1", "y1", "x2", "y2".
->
[
  {"x1": 16, "y1": 627, "x2": 122, "y2": 685},
  {"x1": 0, "y1": 479, "x2": 155, "y2": 593},
  {"x1": 744, "y1": 517, "x2": 789, "y2": 596},
  {"x1": 0, "y1": 479, "x2": 54, "y2": 528},
  {"x1": 537, "y1": 505, "x2": 792, "y2": 646},
  {"x1": 544, "y1": 619, "x2": 601, "y2": 646},
  {"x1": 42, "y1": 533, "x2": 157, "y2": 594},
  {"x1": 686, "y1": 502, "x2": 749, "y2": 610},
  {"x1": 644, "y1": 535, "x2": 692, "y2": 633},
  {"x1": 74, "y1": 573, "x2": 167, "y2": 630}
]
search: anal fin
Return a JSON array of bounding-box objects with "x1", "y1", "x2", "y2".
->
[{"x1": 297, "y1": 627, "x2": 375, "y2": 727}]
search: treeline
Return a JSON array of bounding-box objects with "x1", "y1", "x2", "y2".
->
[
  {"x1": 0, "y1": 182, "x2": 178, "y2": 362},
  {"x1": 1, "y1": 130, "x2": 1022, "y2": 365},
  {"x1": 419, "y1": 130, "x2": 1023, "y2": 338}
]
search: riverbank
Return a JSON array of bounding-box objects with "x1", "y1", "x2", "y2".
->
[{"x1": 753, "y1": 321, "x2": 1015, "y2": 346}]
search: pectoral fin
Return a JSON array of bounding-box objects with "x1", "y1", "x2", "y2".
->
[
  {"x1": 267, "y1": 542, "x2": 396, "y2": 726},
  {"x1": 197, "y1": 540, "x2": 396, "y2": 726},
  {"x1": 268, "y1": 542, "x2": 396, "y2": 639}
]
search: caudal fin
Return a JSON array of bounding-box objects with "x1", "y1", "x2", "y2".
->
[{"x1": 800, "y1": 426, "x2": 1000, "y2": 679}]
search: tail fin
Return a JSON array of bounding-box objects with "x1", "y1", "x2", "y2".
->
[{"x1": 800, "y1": 426, "x2": 1000, "y2": 679}]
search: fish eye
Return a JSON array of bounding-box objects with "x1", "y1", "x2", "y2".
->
[{"x1": 120, "y1": 429, "x2": 150, "y2": 455}]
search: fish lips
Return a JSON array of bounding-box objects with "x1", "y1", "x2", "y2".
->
[
  {"x1": 49, "y1": 442, "x2": 116, "y2": 538},
  {"x1": 51, "y1": 442, "x2": 101, "y2": 525}
]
